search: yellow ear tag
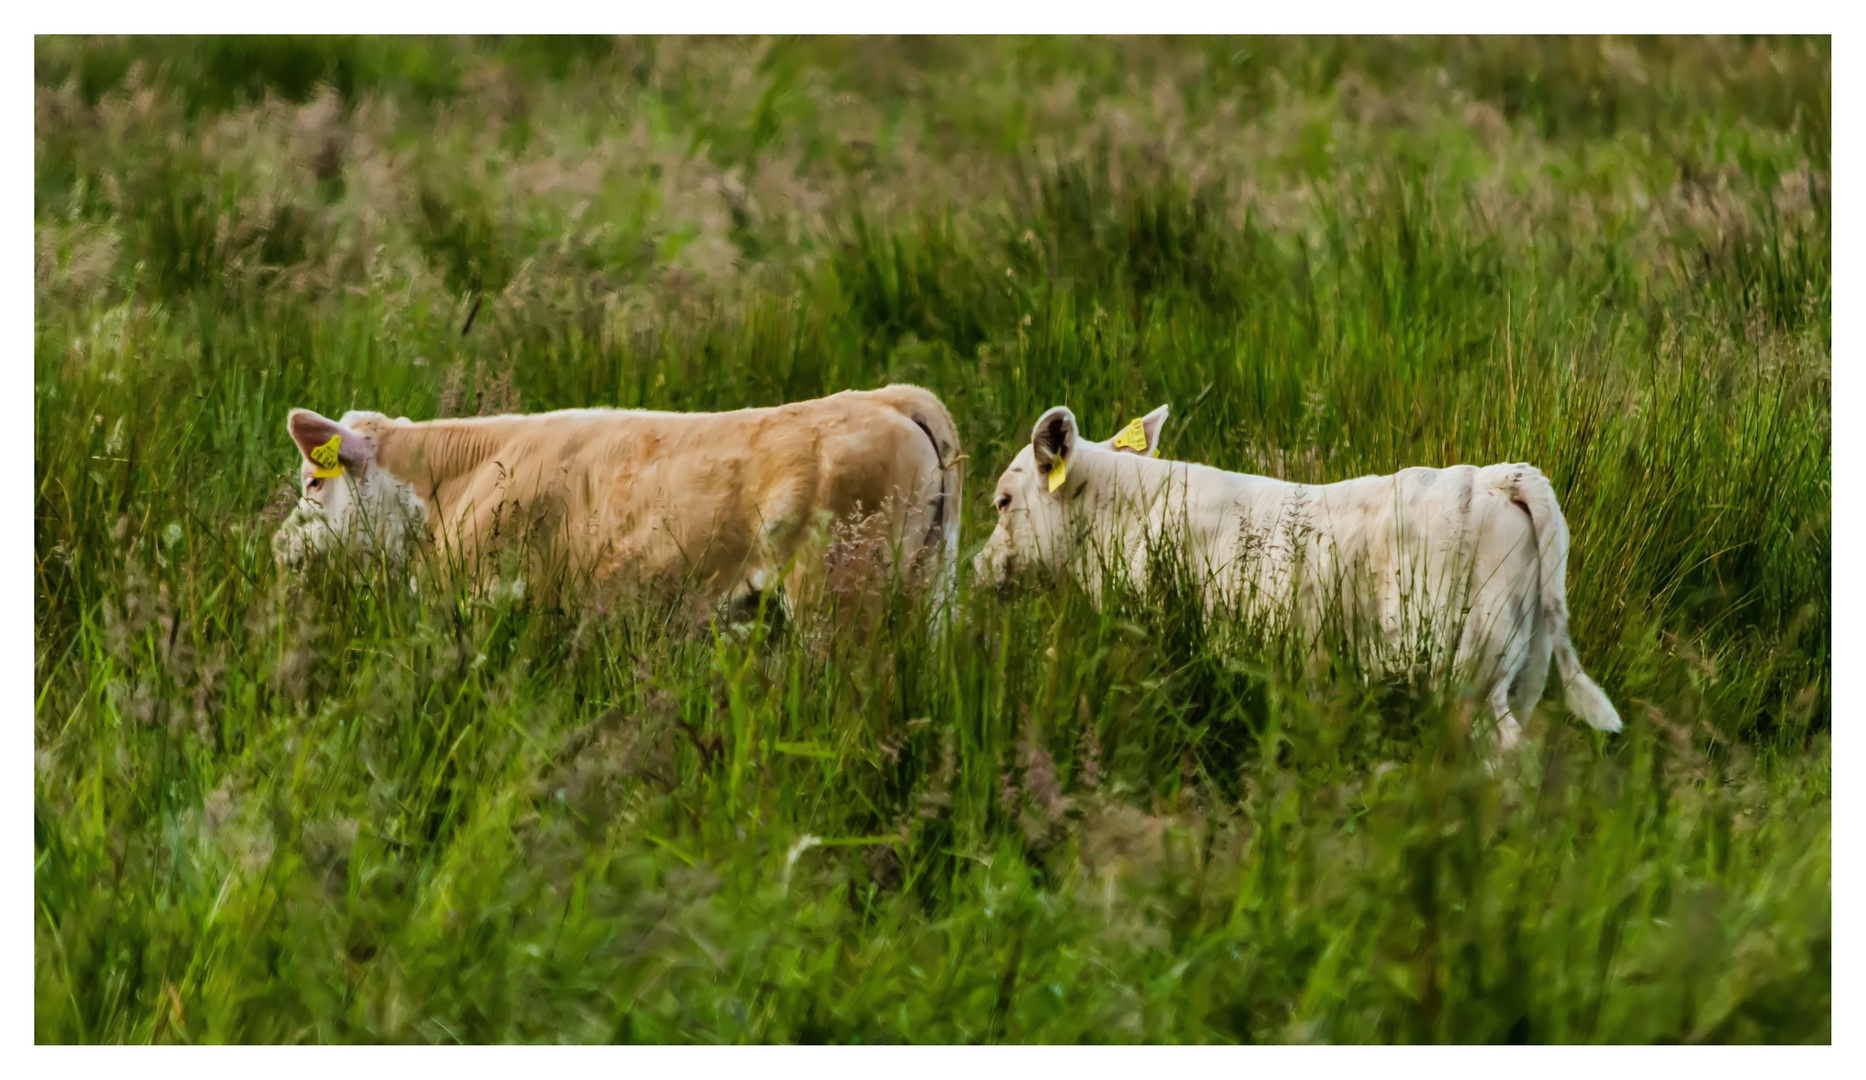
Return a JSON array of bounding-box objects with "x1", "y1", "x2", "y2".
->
[
  {"x1": 1048, "y1": 453, "x2": 1068, "y2": 493},
  {"x1": 1112, "y1": 416, "x2": 1152, "y2": 455},
  {"x1": 308, "y1": 434, "x2": 344, "y2": 478}
]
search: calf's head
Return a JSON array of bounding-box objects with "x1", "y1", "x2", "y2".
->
[
  {"x1": 272, "y1": 408, "x2": 425, "y2": 568},
  {"x1": 973, "y1": 404, "x2": 1167, "y2": 590}
]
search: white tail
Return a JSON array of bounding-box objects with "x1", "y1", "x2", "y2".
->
[{"x1": 1510, "y1": 466, "x2": 1623, "y2": 733}]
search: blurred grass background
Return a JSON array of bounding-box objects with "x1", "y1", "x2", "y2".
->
[{"x1": 33, "y1": 35, "x2": 1829, "y2": 1043}]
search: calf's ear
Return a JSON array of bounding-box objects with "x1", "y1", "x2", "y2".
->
[
  {"x1": 1107, "y1": 404, "x2": 1170, "y2": 457},
  {"x1": 1030, "y1": 406, "x2": 1077, "y2": 492},
  {"x1": 287, "y1": 409, "x2": 374, "y2": 474}
]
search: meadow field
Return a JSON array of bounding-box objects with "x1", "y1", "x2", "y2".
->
[{"x1": 33, "y1": 36, "x2": 1830, "y2": 1042}]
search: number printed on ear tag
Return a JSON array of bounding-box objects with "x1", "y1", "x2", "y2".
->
[
  {"x1": 1048, "y1": 454, "x2": 1068, "y2": 493},
  {"x1": 1112, "y1": 416, "x2": 1151, "y2": 455},
  {"x1": 309, "y1": 434, "x2": 344, "y2": 478}
]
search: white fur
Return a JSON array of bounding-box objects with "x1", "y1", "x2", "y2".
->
[
  {"x1": 272, "y1": 412, "x2": 427, "y2": 569},
  {"x1": 975, "y1": 407, "x2": 1622, "y2": 749}
]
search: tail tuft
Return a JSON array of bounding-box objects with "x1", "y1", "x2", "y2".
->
[{"x1": 1559, "y1": 653, "x2": 1623, "y2": 732}]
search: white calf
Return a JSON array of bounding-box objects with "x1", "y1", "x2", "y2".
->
[{"x1": 974, "y1": 405, "x2": 1621, "y2": 749}]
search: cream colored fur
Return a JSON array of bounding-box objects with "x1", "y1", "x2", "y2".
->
[{"x1": 975, "y1": 405, "x2": 1621, "y2": 750}]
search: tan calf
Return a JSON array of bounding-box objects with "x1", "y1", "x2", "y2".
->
[{"x1": 273, "y1": 385, "x2": 962, "y2": 621}]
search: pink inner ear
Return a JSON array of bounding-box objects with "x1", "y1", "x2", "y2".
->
[
  {"x1": 1035, "y1": 410, "x2": 1074, "y2": 461},
  {"x1": 288, "y1": 410, "x2": 369, "y2": 465}
]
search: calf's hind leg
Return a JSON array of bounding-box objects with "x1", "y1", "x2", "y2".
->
[{"x1": 1487, "y1": 678, "x2": 1524, "y2": 754}]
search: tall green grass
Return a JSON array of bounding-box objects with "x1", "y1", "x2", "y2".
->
[{"x1": 34, "y1": 35, "x2": 1828, "y2": 1043}]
